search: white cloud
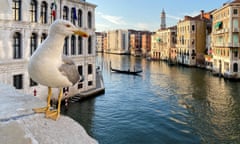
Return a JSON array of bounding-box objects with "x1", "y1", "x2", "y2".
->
[
  {"x1": 96, "y1": 12, "x2": 127, "y2": 25},
  {"x1": 167, "y1": 14, "x2": 181, "y2": 21},
  {"x1": 183, "y1": 11, "x2": 201, "y2": 17}
]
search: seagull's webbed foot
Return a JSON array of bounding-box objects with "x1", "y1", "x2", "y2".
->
[
  {"x1": 33, "y1": 107, "x2": 50, "y2": 113},
  {"x1": 45, "y1": 88, "x2": 63, "y2": 121},
  {"x1": 46, "y1": 110, "x2": 60, "y2": 121}
]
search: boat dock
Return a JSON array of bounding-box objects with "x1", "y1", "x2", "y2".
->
[{"x1": 70, "y1": 70, "x2": 105, "y2": 102}]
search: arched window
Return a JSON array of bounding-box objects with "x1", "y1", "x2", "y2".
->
[
  {"x1": 87, "y1": 11, "x2": 92, "y2": 29},
  {"x1": 78, "y1": 36, "x2": 82, "y2": 55},
  {"x1": 40, "y1": 1, "x2": 48, "y2": 24},
  {"x1": 63, "y1": 37, "x2": 69, "y2": 55},
  {"x1": 13, "y1": 32, "x2": 22, "y2": 59},
  {"x1": 233, "y1": 63, "x2": 238, "y2": 72},
  {"x1": 50, "y1": 2, "x2": 57, "y2": 22},
  {"x1": 63, "y1": 6, "x2": 69, "y2": 20},
  {"x1": 88, "y1": 36, "x2": 92, "y2": 54},
  {"x1": 12, "y1": 0, "x2": 21, "y2": 21},
  {"x1": 30, "y1": 0, "x2": 37, "y2": 22},
  {"x1": 41, "y1": 33, "x2": 47, "y2": 42},
  {"x1": 30, "y1": 33, "x2": 37, "y2": 55},
  {"x1": 71, "y1": 35, "x2": 76, "y2": 55},
  {"x1": 78, "y1": 9, "x2": 82, "y2": 27},
  {"x1": 71, "y1": 7, "x2": 77, "y2": 25}
]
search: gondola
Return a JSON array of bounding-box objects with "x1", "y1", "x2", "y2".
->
[{"x1": 110, "y1": 67, "x2": 142, "y2": 75}]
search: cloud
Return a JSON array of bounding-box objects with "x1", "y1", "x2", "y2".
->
[
  {"x1": 96, "y1": 12, "x2": 127, "y2": 25},
  {"x1": 167, "y1": 14, "x2": 181, "y2": 21},
  {"x1": 183, "y1": 11, "x2": 201, "y2": 17}
]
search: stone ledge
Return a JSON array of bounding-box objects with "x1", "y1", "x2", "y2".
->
[{"x1": 0, "y1": 83, "x2": 97, "y2": 144}]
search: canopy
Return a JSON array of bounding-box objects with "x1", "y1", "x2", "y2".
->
[{"x1": 215, "y1": 21, "x2": 222, "y2": 29}]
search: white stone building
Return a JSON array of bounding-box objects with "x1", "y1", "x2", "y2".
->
[
  {"x1": 0, "y1": 0, "x2": 97, "y2": 99},
  {"x1": 96, "y1": 32, "x2": 105, "y2": 52},
  {"x1": 105, "y1": 29, "x2": 129, "y2": 54}
]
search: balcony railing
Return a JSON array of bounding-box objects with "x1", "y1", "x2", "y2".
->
[{"x1": 212, "y1": 42, "x2": 240, "y2": 47}]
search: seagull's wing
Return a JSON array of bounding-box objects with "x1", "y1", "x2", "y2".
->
[{"x1": 59, "y1": 55, "x2": 80, "y2": 85}]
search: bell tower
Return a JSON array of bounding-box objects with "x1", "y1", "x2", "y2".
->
[{"x1": 160, "y1": 9, "x2": 166, "y2": 30}]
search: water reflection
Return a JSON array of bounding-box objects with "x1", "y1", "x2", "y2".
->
[{"x1": 66, "y1": 54, "x2": 240, "y2": 143}]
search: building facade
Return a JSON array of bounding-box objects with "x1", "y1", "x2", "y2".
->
[
  {"x1": 141, "y1": 32, "x2": 152, "y2": 57},
  {"x1": 96, "y1": 32, "x2": 105, "y2": 52},
  {"x1": 151, "y1": 27, "x2": 177, "y2": 61},
  {"x1": 0, "y1": 0, "x2": 97, "y2": 98},
  {"x1": 130, "y1": 31, "x2": 142, "y2": 56},
  {"x1": 176, "y1": 11, "x2": 209, "y2": 66},
  {"x1": 211, "y1": 0, "x2": 240, "y2": 79},
  {"x1": 129, "y1": 30, "x2": 151, "y2": 57},
  {"x1": 105, "y1": 29, "x2": 129, "y2": 54}
]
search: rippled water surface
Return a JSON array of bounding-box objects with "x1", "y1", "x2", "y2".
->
[{"x1": 63, "y1": 54, "x2": 240, "y2": 144}]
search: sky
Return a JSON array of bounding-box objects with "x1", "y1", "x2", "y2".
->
[{"x1": 89, "y1": 0, "x2": 231, "y2": 32}]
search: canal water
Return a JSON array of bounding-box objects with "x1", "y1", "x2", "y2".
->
[{"x1": 63, "y1": 54, "x2": 240, "y2": 144}]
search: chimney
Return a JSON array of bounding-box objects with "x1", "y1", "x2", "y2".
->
[{"x1": 200, "y1": 10, "x2": 204, "y2": 19}]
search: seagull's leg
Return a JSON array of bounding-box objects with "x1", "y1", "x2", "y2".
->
[
  {"x1": 46, "y1": 88, "x2": 63, "y2": 120},
  {"x1": 33, "y1": 87, "x2": 52, "y2": 113}
]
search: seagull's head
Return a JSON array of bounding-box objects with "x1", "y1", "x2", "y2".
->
[{"x1": 49, "y1": 19, "x2": 88, "y2": 38}]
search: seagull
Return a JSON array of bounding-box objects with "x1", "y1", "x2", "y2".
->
[{"x1": 28, "y1": 19, "x2": 88, "y2": 120}]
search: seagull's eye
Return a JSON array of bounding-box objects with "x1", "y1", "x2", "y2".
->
[{"x1": 65, "y1": 24, "x2": 71, "y2": 28}]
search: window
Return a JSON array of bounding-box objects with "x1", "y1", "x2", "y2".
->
[
  {"x1": 30, "y1": 78, "x2": 37, "y2": 86},
  {"x1": 181, "y1": 36, "x2": 184, "y2": 45},
  {"x1": 87, "y1": 11, "x2": 92, "y2": 29},
  {"x1": 41, "y1": 33, "x2": 47, "y2": 42},
  {"x1": 192, "y1": 25, "x2": 195, "y2": 31},
  {"x1": 78, "y1": 36, "x2": 82, "y2": 55},
  {"x1": 13, "y1": 74, "x2": 23, "y2": 89},
  {"x1": 88, "y1": 36, "x2": 92, "y2": 54},
  {"x1": 30, "y1": 0, "x2": 37, "y2": 22},
  {"x1": 40, "y1": 1, "x2": 48, "y2": 24},
  {"x1": 12, "y1": 0, "x2": 21, "y2": 21},
  {"x1": 78, "y1": 83, "x2": 83, "y2": 89},
  {"x1": 88, "y1": 64, "x2": 92, "y2": 74},
  {"x1": 50, "y1": 2, "x2": 57, "y2": 22},
  {"x1": 71, "y1": 8, "x2": 77, "y2": 25},
  {"x1": 63, "y1": 6, "x2": 69, "y2": 20},
  {"x1": 13, "y1": 32, "x2": 22, "y2": 59},
  {"x1": 78, "y1": 9, "x2": 82, "y2": 27},
  {"x1": 233, "y1": 34, "x2": 239, "y2": 46},
  {"x1": 63, "y1": 37, "x2": 69, "y2": 55},
  {"x1": 234, "y1": 49, "x2": 238, "y2": 57},
  {"x1": 30, "y1": 33, "x2": 37, "y2": 55},
  {"x1": 233, "y1": 19, "x2": 238, "y2": 29},
  {"x1": 78, "y1": 65, "x2": 83, "y2": 75},
  {"x1": 233, "y1": 9, "x2": 238, "y2": 15},
  {"x1": 71, "y1": 35, "x2": 76, "y2": 55},
  {"x1": 88, "y1": 81, "x2": 93, "y2": 86},
  {"x1": 233, "y1": 63, "x2": 238, "y2": 72}
]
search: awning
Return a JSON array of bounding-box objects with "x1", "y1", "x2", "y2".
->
[
  {"x1": 156, "y1": 37, "x2": 161, "y2": 42},
  {"x1": 215, "y1": 21, "x2": 222, "y2": 29}
]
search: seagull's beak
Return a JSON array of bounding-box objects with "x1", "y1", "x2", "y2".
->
[{"x1": 73, "y1": 29, "x2": 88, "y2": 37}]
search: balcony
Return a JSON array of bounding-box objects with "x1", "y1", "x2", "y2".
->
[
  {"x1": 226, "y1": 43, "x2": 240, "y2": 47},
  {"x1": 212, "y1": 42, "x2": 225, "y2": 47}
]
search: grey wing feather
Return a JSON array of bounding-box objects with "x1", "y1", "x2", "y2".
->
[{"x1": 59, "y1": 55, "x2": 80, "y2": 85}]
